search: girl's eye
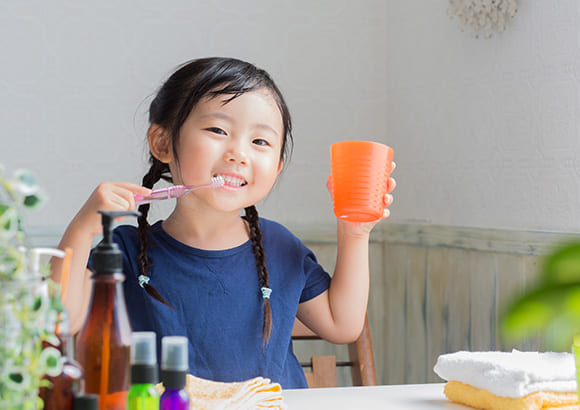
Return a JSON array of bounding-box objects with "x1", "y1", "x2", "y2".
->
[
  {"x1": 253, "y1": 138, "x2": 270, "y2": 147},
  {"x1": 206, "y1": 127, "x2": 226, "y2": 135}
]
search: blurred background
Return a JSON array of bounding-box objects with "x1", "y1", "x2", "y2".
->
[
  {"x1": 5, "y1": 1, "x2": 579, "y2": 232},
  {"x1": 2, "y1": 1, "x2": 580, "y2": 385}
]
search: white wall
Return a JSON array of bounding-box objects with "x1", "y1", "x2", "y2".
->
[
  {"x1": 3, "y1": 1, "x2": 579, "y2": 235},
  {"x1": 386, "y1": 2, "x2": 580, "y2": 232},
  {"x1": 1, "y1": 0, "x2": 388, "y2": 235}
]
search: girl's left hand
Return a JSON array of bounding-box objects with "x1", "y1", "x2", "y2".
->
[{"x1": 327, "y1": 162, "x2": 396, "y2": 235}]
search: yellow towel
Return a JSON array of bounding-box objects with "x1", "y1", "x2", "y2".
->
[
  {"x1": 156, "y1": 374, "x2": 287, "y2": 410},
  {"x1": 444, "y1": 380, "x2": 579, "y2": 410}
]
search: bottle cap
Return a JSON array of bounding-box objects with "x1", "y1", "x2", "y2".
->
[
  {"x1": 131, "y1": 331, "x2": 157, "y2": 365},
  {"x1": 161, "y1": 336, "x2": 188, "y2": 371},
  {"x1": 92, "y1": 210, "x2": 140, "y2": 274},
  {"x1": 73, "y1": 394, "x2": 98, "y2": 410},
  {"x1": 131, "y1": 331, "x2": 159, "y2": 384}
]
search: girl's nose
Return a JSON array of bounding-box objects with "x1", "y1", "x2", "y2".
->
[{"x1": 223, "y1": 146, "x2": 248, "y2": 165}]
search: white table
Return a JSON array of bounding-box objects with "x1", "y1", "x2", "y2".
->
[{"x1": 282, "y1": 383, "x2": 470, "y2": 409}]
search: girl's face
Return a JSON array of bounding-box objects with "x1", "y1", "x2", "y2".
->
[{"x1": 170, "y1": 88, "x2": 284, "y2": 213}]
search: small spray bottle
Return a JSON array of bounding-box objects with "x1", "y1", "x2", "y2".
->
[
  {"x1": 160, "y1": 336, "x2": 189, "y2": 410},
  {"x1": 76, "y1": 210, "x2": 139, "y2": 410},
  {"x1": 127, "y1": 332, "x2": 160, "y2": 410}
]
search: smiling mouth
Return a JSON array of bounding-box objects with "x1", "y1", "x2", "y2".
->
[{"x1": 214, "y1": 174, "x2": 247, "y2": 187}]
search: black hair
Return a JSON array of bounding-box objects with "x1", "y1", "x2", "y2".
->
[{"x1": 137, "y1": 57, "x2": 293, "y2": 343}]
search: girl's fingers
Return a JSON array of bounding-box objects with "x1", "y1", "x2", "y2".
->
[
  {"x1": 387, "y1": 177, "x2": 396, "y2": 193},
  {"x1": 109, "y1": 193, "x2": 133, "y2": 210},
  {"x1": 326, "y1": 174, "x2": 334, "y2": 195},
  {"x1": 105, "y1": 185, "x2": 135, "y2": 209},
  {"x1": 385, "y1": 161, "x2": 397, "y2": 193},
  {"x1": 95, "y1": 182, "x2": 151, "y2": 211},
  {"x1": 113, "y1": 182, "x2": 152, "y2": 197},
  {"x1": 384, "y1": 193, "x2": 394, "y2": 207}
]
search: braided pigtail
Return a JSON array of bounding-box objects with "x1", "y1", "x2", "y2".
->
[
  {"x1": 244, "y1": 205, "x2": 272, "y2": 344},
  {"x1": 137, "y1": 158, "x2": 174, "y2": 308}
]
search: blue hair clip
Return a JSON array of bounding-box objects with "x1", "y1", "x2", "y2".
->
[
  {"x1": 261, "y1": 287, "x2": 272, "y2": 300},
  {"x1": 138, "y1": 275, "x2": 150, "y2": 288}
]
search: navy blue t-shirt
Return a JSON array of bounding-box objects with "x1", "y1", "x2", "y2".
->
[{"x1": 89, "y1": 218, "x2": 330, "y2": 389}]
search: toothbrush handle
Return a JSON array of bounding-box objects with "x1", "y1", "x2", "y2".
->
[
  {"x1": 133, "y1": 179, "x2": 221, "y2": 206},
  {"x1": 134, "y1": 186, "x2": 186, "y2": 206}
]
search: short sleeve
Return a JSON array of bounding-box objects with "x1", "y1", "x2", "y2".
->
[{"x1": 299, "y1": 250, "x2": 331, "y2": 303}]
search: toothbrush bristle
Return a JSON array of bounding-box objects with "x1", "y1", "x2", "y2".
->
[{"x1": 212, "y1": 175, "x2": 225, "y2": 187}]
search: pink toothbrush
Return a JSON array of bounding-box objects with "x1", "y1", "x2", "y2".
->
[{"x1": 134, "y1": 176, "x2": 224, "y2": 206}]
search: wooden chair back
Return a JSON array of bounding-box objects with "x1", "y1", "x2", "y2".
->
[{"x1": 291, "y1": 314, "x2": 378, "y2": 388}]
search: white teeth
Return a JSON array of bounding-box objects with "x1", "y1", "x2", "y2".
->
[{"x1": 219, "y1": 175, "x2": 245, "y2": 187}]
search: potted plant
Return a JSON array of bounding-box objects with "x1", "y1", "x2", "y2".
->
[{"x1": 0, "y1": 165, "x2": 63, "y2": 409}]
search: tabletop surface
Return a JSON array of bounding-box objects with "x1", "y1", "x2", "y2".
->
[{"x1": 282, "y1": 383, "x2": 470, "y2": 409}]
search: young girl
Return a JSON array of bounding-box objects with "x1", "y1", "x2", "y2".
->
[{"x1": 52, "y1": 57, "x2": 396, "y2": 389}]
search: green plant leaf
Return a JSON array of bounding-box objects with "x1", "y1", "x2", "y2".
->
[
  {"x1": 32, "y1": 296, "x2": 42, "y2": 312},
  {"x1": 8, "y1": 373, "x2": 23, "y2": 384},
  {"x1": 5, "y1": 370, "x2": 30, "y2": 391},
  {"x1": 542, "y1": 241, "x2": 580, "y2": 285},
  {"x1": 40, "y1": 346, "x2": 62, "y2": 377},
  {"x1": 23, "y1": 194, "x2": 41, "y2": 209},
  {"x1": 501, "y1": 283, "x2": 580, "y2": 350}
]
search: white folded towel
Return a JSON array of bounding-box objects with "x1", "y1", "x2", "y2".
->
[{"x1": 433, "y1": 349, "x2": 577, "y2": 398}]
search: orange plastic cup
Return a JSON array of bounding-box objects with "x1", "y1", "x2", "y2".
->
[{"x1": 330, "y1": 140, "x2": 394, "y2": 222}]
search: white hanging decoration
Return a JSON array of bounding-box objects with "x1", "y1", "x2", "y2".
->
[{"x1": 448, "y1": 0, "x2": 517, "y2": 38}]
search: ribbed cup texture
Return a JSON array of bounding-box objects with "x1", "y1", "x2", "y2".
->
[{"x1": 331, "y1": 141, "x2": 393, "y2": 222}]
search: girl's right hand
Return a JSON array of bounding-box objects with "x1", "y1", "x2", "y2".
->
[{"x1": 72, "y1": 182, "x2": 151, "y2": 236}]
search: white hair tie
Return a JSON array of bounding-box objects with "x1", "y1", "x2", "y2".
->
[
  {"x1": 261, "y1": 287, "x2": 272, "y2": 300},
  {"x1": 138, "y1": 275, "x2": 150, "y2": 288}
]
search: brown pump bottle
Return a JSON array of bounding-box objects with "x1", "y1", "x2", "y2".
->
[{"x1": 75, "y1": 210, "x2": 139, "y2": 410}]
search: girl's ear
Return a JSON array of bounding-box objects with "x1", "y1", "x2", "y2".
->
[{"x1": 148, "y1": 124, "x2": 172, "y2": 163}]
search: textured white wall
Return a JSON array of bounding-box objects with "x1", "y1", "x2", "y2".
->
[
  {"x1": 386, "y1": 2, "x2": 580, "y2": 232},
  {"x1": 1, "y1": 0, "x2": 388, "y2": 233},
  {"x1": 3, "y1": 1, "x2": 579, "y2": 235}
]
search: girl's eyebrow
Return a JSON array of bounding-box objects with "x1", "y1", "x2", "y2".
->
[
  {"x1": 199, "y1": 112, "x2": 280, "y2": 136},
  {"x1": 198, "y1": 112, "x2": 232, "y2": 122},
  {"x1": 254, "y1": 123, "x2": 280, "y2": 136}
]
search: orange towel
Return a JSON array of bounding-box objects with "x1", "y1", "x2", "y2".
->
[
  {"x1": 444, "y1": 380, "x2": 579, "y2": 410},
  {"x1": 156, "y1": 374, "x2": 286, "y2": 409}
]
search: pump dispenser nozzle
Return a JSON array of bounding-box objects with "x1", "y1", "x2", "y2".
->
[
  {"x1": 92, "y1": 210, "x2": 140, "y2": 275},
  {"x1": 29, "y1": 247, "x2": 67, "y2": 275},
  {"x1": 99, "y1": 210, "x2": 140, "y2": 247}
]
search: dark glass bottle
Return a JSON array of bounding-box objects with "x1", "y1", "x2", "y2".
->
[{"x1": 75, "y1": 211, "x2": 139, "y2": 410}]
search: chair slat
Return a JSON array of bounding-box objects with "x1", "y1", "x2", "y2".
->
[{"x1": 292, "y1": 314, "x2": 377, "y2": 388}]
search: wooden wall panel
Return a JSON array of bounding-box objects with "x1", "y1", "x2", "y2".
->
[
  {"x1": 367, "y1": 242, "x2": 388, "y2": 383},
  {"x1": 468, "y1": 250, "x2": 497, "y2": 352},
  {"x1": 289, "y1": 223, "x2": 574, "y2": 385},
  {"x1": 495, "y1": 253, "x2": 528, "y2": 351},
  {"x1": 381, "y1": 243, "x2": 411, "y2": 384},
  {"x1": 405, "y1": 245, "x2": 428, "y2": 383}
]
